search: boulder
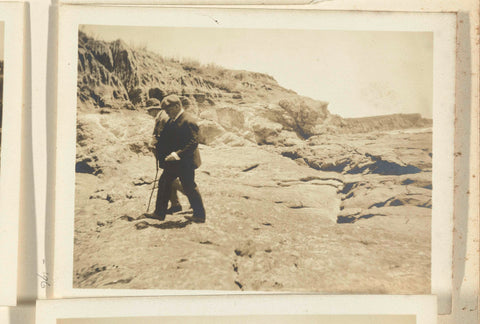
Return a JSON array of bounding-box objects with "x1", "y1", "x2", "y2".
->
[
  {"x1": 216, "y1": 107, "x2": 245, "y2": 131},
  {"x1": 275, "y1": 131, "x2": 304, "y2": 147},
  {"x1": 277, "y1": 97, "x2": 329, "y2": 138},
  {"x1": 251, "y1": 118, "x2": 283, "y2": 145},
  {"x1": 198, "y1": 120, "x2": 226, "y2": 145},
  {"x1": 199, "y1": 109, "x2": 218, "y2": 122},
  {"x1": 180, "y1": 96, "x2": 199, "y2": 115},
  {"x1": 213, "y1": 132, "x2": 250, "y2": 147}
]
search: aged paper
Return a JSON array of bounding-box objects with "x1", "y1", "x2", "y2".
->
[
  {"x1": 0, "y1": 1, "x2": 26, "y2": 307},
  {"x1": 59, "y1": 0, "x2": 308, "y2": 5},
  {"x1": 35, "y1": 295, "x2": 437, "y2": 324},
  {"x1": 54, "y1": 3, "x2": 455, "y2": 310}
]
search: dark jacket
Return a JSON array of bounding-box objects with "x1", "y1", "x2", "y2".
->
[{"x1": 157, "y1": 112, "x2": 202, "y2": 170}]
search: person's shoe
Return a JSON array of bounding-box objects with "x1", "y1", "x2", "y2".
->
[
  {"x1": 185, "y1": 215, "x2": 205, "y2": 224},
  {"x1": 186, "y1": 211, "x2": 206, "y2": 223},
  {"x1": 144, "y1": 211, "x2": 166, "y2": 221},
  {"x1": 166, "y1": 205, "x2": 182, "y2": 214}
]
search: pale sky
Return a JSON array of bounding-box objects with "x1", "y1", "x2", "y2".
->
[
  {"x1": 58, "y1": 314, "x2": 415, "y2": 324},
  {"x1": 81, "y1": 25, "x2": 433, "y2": 118}
]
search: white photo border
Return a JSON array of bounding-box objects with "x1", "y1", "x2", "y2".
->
[
  {"x1": 54, "y1": 4, "x2": 456, "y2": 307},
  {"x1": 0, "y1": 2, "x2": 26, "y2": 307},
  {"x1": 36, "y1": 295, "x2": 437, "y2": 324}
]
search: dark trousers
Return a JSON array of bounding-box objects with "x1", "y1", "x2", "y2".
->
[
  {"x1": 169, "y1": 179, "x2": 184, "y2": 207},
  {"x1": 155, "y1": 164, "x2": 205, "y2": 218}
]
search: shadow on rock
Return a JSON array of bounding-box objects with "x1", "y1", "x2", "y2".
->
[
  {"x1": 135, "y1": 220, "x2": 192, "y2": 230},
  {"x1": 337, "y1": 213, "x2": 386, "y2": 224}
]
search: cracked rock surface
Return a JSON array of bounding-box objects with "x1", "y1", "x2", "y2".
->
[{"x1": 74, "y1": 112, "x2": 431, "y2": 293}]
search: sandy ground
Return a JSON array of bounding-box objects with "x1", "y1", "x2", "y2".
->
[{"x1": 73, "y1": 117, "x2": 431, "y2": 293}]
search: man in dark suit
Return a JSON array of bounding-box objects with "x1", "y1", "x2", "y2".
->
[
  {"x1": 146, "y1": 95, "x2": 206, "y2": 223},
  {"x1": 151, "y1": 109, "x2": 184, "y2": 214}
]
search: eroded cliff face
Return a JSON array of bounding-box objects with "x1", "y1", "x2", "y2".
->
[
  {"x1": 77, "y1": 31, "x2": 295, "y2": 108},
  {"x1": 77, "y1": 31, "x2": 431, "y2": 145}
]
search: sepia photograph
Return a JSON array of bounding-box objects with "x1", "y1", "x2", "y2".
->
[
  {"x1": 35, "y1": 295, "x2": 437, "y2": 324},
  {"x1": 0, "y1": 2, "x2": 26, "y2": 306},
  {"x1": 57, "y1": 315, "x2": 416, "y2": 324},
  {"x1": 74, "y1": 24, "x2": 434, "y2": 293},
  {"x1": 54, "y1": 7, "x2": 455, "y2": 299}
]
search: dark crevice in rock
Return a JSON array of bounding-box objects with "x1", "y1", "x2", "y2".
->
[
  {"x1": 281, "y1": 151, "x2": 302, "y2": 160},
  {"x1": 288, "y1": 205, "x2": 305, "y2": 209},
  {"x1": 104, "y1": 277, "x2": 133, "y2": 286},
  {"x1": 242, "y1": 164, "x2": 260, "y2": 172},
  {"x1": 282, "y1": 150, "x2": 422, "y2": 176},
  {"x1": 337, "y1": 213, "x2": 386, "y2": 224},
  {"x1": 299, "y1": 176, "x2": 344, "y2": 184},
  {"x1": 337, "y1": 215, "x2": 356, "y2": 224},
  {"x1": 369, "y1": 197, "x2": 395, "y2": 209},
  {"x1": 359, "y1": 213, "x2": 386, "y2": 220},
  {"x1": 348, "y1": 155, "x2": 422, "y2": 175},
  {"x1": 402, "y1": 179, "x2": 415, "y2": 185},
  {"x1": 340, "y1": 182, "x2": 358, "y2": 195}
]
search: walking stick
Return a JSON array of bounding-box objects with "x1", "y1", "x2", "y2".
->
[{"x1": 146, "y1": 157, "x2": 159, "y2": 213}]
